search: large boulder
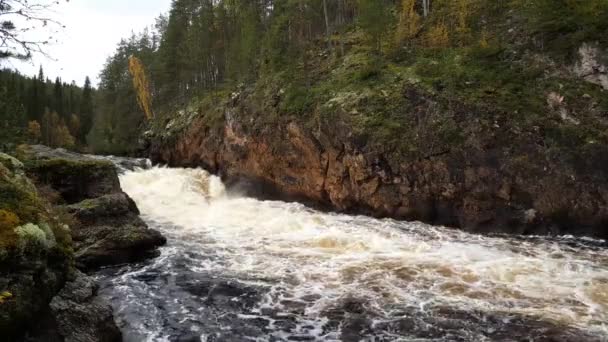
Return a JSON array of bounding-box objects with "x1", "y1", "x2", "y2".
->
[
  {"x1": 18, "y1": 145, "x2": 121, "y2": 203},
  {"x1": 18, "y1": 145, "x2": 166, "y2": 270},
  {"x1": 66, "y1": 194, "x2": 166, "y2": 270},
  {"x1": 49, "y1": 272, "x2": 122, "y2": 342},
  {"x1": 24, "y1": 271, "x2": 122, "y2": 342}
]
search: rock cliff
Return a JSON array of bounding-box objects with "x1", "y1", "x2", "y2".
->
[
  {"x1": 1, "y1": 146, "x2": 167, "y2": 341},
  {"x1": 150, "y1": 84, "x2": 608, "y2": 239}
]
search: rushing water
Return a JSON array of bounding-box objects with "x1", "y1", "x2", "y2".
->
[{"x1": 96, "y1": 166, "x2": 608, "y2": 342}]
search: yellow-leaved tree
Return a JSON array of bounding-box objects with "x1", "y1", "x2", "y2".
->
[
  {"x1": 128, "y1": 55, "x2": 154, "y2": 120},
  {"x1": 426, "y1": 21, "x2": 450, "y2": 48},
  {"x1": 455, "y1": 0, "x2": 472, "y2": 46},
  {"x1": 395, "y1": 0, "x2": 422, "y2": 46},
  {"x1": 40, "y1": 109, "x2": 75, "y2": 149},
  {"x1": 27, "y1": 120, "x2": 41, "y2": 143}
]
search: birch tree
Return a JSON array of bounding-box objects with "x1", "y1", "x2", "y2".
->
[{"x1": 422, "y1": 0, "x2": 430, "y2": 18}]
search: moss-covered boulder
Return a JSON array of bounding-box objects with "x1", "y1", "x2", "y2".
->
[
  {"x1": 17, "y1": 145, "x2": 121, "y2": 204},
  {"x1": 66, "y1": 194, "x2": 166, "y2": 270},
  {"x1": 0, "y1": 153, "x2": 73, "y2": 341},
  {"x1": 17, "y1": 145, "x2": 166, "y2": 271}
]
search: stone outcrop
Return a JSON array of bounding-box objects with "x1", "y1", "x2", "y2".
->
[
  {"x1": 575, "y1": 43, "x2": 608, "y2": 91},
  {"x1": 20, "y1": 145, "x2": 166, "y2": 270},
  {"x1": 150, "y1": 89, "x2": 608, "y2": 239},
  {"x1": 1, "y1": 146, "x2": 167, "y2": 341},
  {"x1": 66, "y1": 193, "x2": 165, "y2": 270},
  {"x1": 0, "y1": 152, "x2": 73, "y2": 341},
  {"x1": 25, "y1": 271, "x2": 122, "y2": 342}
]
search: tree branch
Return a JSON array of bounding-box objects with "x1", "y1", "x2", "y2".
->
[{"x1": 0, "y1": 0, "x2": 65, "y2": 60}]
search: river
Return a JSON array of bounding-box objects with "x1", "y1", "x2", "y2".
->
[{"x1": 95, "y1": 166, "x2": 608, "y2": 342}]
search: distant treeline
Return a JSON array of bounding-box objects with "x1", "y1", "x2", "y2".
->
[{"x1": 0, "y1": 68, "x2": 94, "y2": 150}]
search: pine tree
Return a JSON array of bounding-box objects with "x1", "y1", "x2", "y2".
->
[
  {"x1": 357, "y1": 0, "x2": 390, "y2": 52},
  {"x1": 53, "y1": 77, "x2": 64, "y2": 120},
  {"x1": 80, "y1": 76, "x2": 94, "y2": 143}
]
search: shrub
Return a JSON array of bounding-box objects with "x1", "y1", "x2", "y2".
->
[
  {"x1": 15, "y1": 223, "x2": 50, "y2": 251},
  {"x1": 522, "y1": 0, "x2": 608, "y2": 60},
  {"x1": 0, "y1": 210, "x2": 20, "y2": 252},
  {"x1": 0, "y1": 210, "x2": 20, "y2": 230},
  {"x1": 0, "y1": 291, "x2": 12, "y2": 304}
]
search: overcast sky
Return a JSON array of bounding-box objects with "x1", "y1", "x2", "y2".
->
[{"x1": 7, "y1": 0, "x2": 171, "y2": 86}]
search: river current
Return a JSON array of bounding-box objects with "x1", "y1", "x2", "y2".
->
[{"x1": 95, "y1": 165, "x2": 608, "y2": 342}]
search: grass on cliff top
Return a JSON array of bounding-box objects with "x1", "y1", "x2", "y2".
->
[{"x1": 269, "y1": 28, "x2": 608, "y2": 155}]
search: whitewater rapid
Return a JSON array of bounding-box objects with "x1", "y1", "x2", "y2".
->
[{"x1": 97, "y1": 166, "x2": 608, "y2": 341}]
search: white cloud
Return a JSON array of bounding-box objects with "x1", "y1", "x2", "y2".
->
[{"x1": 6, "y1": 0, "x2": 170, "y2": 86}]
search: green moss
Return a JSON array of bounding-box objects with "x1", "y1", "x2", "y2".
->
[
  {"x1": 0, "y1": 180, "x2": 43, "y2": 226},
  {"x1": 0, "y1": 154, "x2": 74, "y2": 260},
  {"x1": 75, "y1": 198, "x2": 97, "y2": 210},
  {"x1": 0, "y1": 153, "x2": 24, "y2": 174},
  {"x1": 0, "y1": 210, "x2": 20, "y2": 251},
  {"x1": 23, "y1": 158, "x2": 114, "y2": 176},
  {"x1": 281, "y1": 84, "x2": 316, "y2": 115},
  {"x1": 0, "y1": 291, "x2": 12, "y2": 305}
]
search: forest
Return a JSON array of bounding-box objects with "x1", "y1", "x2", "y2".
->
[
  {"x1": 2, "y1": 0, "x2": 606, "y2": 155},
  {"x1": 0, "y1": 68, "x2": 94, "y2": 150},
  {"x1": 87, "y1": 0, "x2": 608, "y2": 155}
]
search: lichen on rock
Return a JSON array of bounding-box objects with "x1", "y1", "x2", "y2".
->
[{"x1": 14, "y1": 223, "x2": 57, "y2": 251}]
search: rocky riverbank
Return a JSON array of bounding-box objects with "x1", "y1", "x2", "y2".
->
[
  {"x1": 0, "y1": 145, "x2": 166, "y2": 341},
  {"x1": 150, "y1": 75, "x2": 608, "y2": 240}
]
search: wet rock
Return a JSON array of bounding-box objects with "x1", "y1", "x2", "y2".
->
[
  {"x1": 49, "y1": 272, "x2": 121, "y2": 342},
  {"x1": 85, "y1": 154, "x2": 152, "y2": 174},
  {"x1": 66, "y1": 190, "x2": 166, "y2": 271},
  {"x1": 19, "y1": 145, "x2": 166, "y2": 271},
  {"x1": 26, "y1": 271, "x2": 122, "y2": 342}
]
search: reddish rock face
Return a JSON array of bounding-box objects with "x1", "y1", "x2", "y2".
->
[{"x1": 150, "y1": 104, "x2": 608, "y2": 240}]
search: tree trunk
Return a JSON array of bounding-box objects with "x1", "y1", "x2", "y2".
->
[{"x1": 323, "y1": 0, "x2": 332, "y2": 52}]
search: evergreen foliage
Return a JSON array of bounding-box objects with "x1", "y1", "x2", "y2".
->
[
  {"x1": 87, "y1": 0, "x2": 608, "y2": 155},
  {"x1": 0, "y1": 68, "x2": 93, "y2": 150}
]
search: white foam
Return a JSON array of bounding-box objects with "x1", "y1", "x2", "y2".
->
[{"x1": 119, "y1": 167, "x2": 608, "y2": 336}]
